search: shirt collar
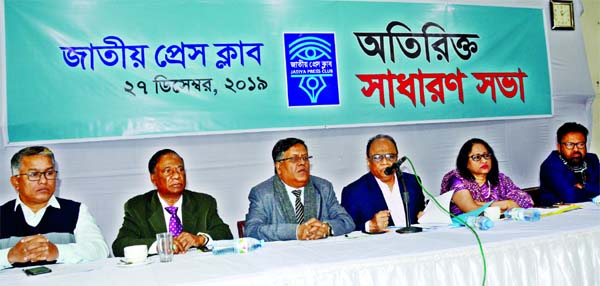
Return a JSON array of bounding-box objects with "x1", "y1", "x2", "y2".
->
[
  {"x1": 14, "y1": 195, "x2": 60, "y2": 212},
  {"x1": 282, "y1": 182, "x2": 305, "y2": 194},
  {"x1": 157, "y1": 193, "x2": 183, "y2": 209},
  {"x1": 372, "y1": 173, "x2": 399, "y2": 193}
]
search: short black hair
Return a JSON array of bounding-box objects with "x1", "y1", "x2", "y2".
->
[
  {"x1": 556, "y1": 122, "x2": 588, "y2": 144},
  {"x1": 272, "y1": 138, "x2": 307, "y2": 162},
  {"x1": 365, "y1": 134, "x2": 398, "y2": 157},
  {"x1": 456, "y1": 138, "x2": 500, "y2": 186},
  {"x1": 148, "y1": 149, "x2": 182, "y2": 174}
]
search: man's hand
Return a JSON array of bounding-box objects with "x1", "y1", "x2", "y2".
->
[
  {"x1": 297, "y1": 218, "x2": 330, "y2": 240},
  {"x1": 369, "y1": 210, "x2": 390, "y2": 233},
  {"x1": 173, "y1": 232, "x2": 206, "y2": 254},
  {"x1": 7, "y1": 234, "x2": 58, "y2": 264}
]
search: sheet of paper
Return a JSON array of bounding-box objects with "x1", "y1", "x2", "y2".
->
[{"x1": 417, "y1": 191, "x2": 453, "y2": 226}]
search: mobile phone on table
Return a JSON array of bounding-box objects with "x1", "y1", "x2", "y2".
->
[{"x1": 23, "y1": 266, "x2": 52, "y2": 276}]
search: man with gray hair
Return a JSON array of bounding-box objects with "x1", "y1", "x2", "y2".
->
[{"x1": 0, "y1": 146, "x2": 109, "y2": 269}]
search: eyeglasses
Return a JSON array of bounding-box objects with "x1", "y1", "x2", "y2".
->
[
  {"x1": 469, "y1": 153, "x2": 492, "y2": 162},
  {"x1": 16, "y1": 170, "x2": 58, "y2": 181},
  {"x1": 278, "y1": 155, "x2": 312, "y2": 164},
  {"x1": 369, "y1": 153, "x2": 398, "y2": 162},
  {"x1": 562, "y1": 142, "x2": 586, "y2": 150}
]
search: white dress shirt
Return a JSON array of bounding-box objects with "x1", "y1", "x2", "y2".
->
[
  {"x1": 283, "y1": 184, "x2": 305, "y2": 207},
  {"x1": 365, "y1": 174, "x2": 407, "y2": 232},
  {"x1": 0, "y1": 195, "x2": 109, "y2": 269}
]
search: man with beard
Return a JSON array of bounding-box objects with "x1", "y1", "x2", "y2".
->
[
  {"x1": 245, "y1": 138, "x2": 354, "y2": 241},
  {"x1": 539, "y1": 122, "x2": 600, "y2": 206}
]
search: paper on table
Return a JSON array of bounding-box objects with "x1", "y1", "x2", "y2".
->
[{"x1": 417, "y1": 191, "x2": 453, "y2": 226}]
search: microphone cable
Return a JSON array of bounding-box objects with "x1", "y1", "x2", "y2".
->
[{"x1": 405, "y1": 156, "x2": 487, "y2": 286}]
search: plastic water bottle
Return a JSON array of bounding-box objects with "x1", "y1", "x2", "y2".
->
[
  {"x1": 212, "y1": 237, "x2": 264, "y2": 256},
  {"x1": 505, "y1": 208, "x2": 541, "y2": 222},
  {"x1": 465, "y1": 216, "x2": 494, "y2": 230},
  {"x1": 592, "y1": 195, "x2": 600, "y2": 205}
]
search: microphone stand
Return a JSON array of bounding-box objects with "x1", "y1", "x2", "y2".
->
[{"x1": 395, "y1": 167, "x2": 422, "y2": 234}]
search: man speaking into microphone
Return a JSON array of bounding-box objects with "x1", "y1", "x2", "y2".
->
[{"x1": 341, "y1": 134, "x2": 425, "y2": 233}]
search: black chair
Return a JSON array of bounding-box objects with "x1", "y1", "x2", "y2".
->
[
  {"x1": 237, "y1": 220, "x2": 246, "y2": 238},
  {"x1": 522, "y1": 186, "x2": 541, "y2": 206}
]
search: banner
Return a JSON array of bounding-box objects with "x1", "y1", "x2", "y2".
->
[{"x1": 4, "y1": 0, "x2": 551, "y2": 143}]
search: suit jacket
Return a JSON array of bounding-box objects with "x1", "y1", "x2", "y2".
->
[
  {"x1": 539, "y1": 151, "x2": 600, "y2": 205},
  {"x1": 245, "y1": 175, "x2": 355, "y2": 241},
  {"x1": 341, "y1": 172, "x2": 425, "y2": 232},
  {"x1": 112, "y1": 190, "x2": 232, "y2": 257}
]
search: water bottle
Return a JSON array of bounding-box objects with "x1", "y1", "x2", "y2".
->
[
  {"x1": 212, "y1": 237, "x2": 264, "y2": 256},
  {"x1": 505, "y1": 208, "x2": 541, "y2": 222},
  {"x1": 592, "y1": 195, "x2": 600, "y2": 205},
  {"x1": 465, "y1": 216, "x2": 494, "y2": 230}
]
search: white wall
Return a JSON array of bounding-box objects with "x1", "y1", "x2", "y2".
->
[
  {"x1": 0, "y1": 0, "x2": 595, "y2": 255},
  {"x1": 581, "y1": 0, "x2": 600, "y2": 154}
]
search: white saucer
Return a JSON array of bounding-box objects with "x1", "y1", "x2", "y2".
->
[{"x1": 117, "y1": 258, "x2": 153, "y2": 267}]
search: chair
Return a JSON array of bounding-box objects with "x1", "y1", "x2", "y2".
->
[
  {"x1": 237, "y1": 220, "x2": 246, "y2": 238},
  {"x1": 522, "y1": 186, "x2": 541, "y2": 206}
]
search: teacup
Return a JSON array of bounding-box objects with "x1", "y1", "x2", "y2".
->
[
  {"x1": 123, "y1": 245, "x2": 148, "y2": 264},
  {"x1": 484, "y1": 206, "x2": 501, "y2": 221}
]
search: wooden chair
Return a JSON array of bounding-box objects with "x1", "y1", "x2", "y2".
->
[{"x1": 237, "y1": 220, "x2": 246, "y2": 238}]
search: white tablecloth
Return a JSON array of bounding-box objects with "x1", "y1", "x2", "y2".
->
[{"x1": 2, "y1": 203, "x2": 599, "y2": 286}]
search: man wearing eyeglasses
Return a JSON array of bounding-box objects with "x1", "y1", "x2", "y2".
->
[
  {"x1": 540, "y1": 122, "x2": 600, "y2": 205},
  {"x1": 0, "y1": 146, "x2": 109, "y2": 269},
  {"x1": 112, "y1": 149, "x2": 232, "y2": 257},
  {"x1": 341, "y1": 134, "x2": 425, "y2": 233},
  {"x1": 245, "y1": 138, "x2": 354, "y2": 241}
]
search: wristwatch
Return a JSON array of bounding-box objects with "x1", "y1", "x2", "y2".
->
[{"x1": 324, "y1": 222, "x2": 334, "y2": 237}]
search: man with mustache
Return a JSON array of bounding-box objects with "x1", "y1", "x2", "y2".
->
[
  {"x1": 112, "y1": 149, "x2": 232, "y2": 257},
  {"x1": 540, "y1": 122, "x2": 600, "y2": 205},
  {"x1": 245, "y1": 138, "x2": 354, "y2": 241}
]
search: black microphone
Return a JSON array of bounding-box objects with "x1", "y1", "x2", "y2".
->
[
  {"x1": 384, "y1": 155, "x2": 422, "y2": 234},
  {"x1": 384, "y1": 156, "x2": 408, "y2": 175}
]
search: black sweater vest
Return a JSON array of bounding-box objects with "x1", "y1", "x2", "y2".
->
[{"x1": 0, "y1": 198, "x2": 80, "y2": 267}]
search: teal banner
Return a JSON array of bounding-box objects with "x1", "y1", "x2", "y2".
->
[{"x1": 4, "y1": 0, "x2": 550, "y2": 143}]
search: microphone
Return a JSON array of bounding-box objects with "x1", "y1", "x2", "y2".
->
[
  {"x1": 384, "y1": 156, "x2": 408, "y2": 175},
  {"x1": 383, "y1": 155, "x2": 423, "y2": 234}
]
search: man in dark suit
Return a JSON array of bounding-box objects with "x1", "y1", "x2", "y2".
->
[
  {"x1": 341, "y1": 135, "x2": 425, "y2": 233},
  {"x1": 112, "y1": 149, "x2": 232, "y2": 257},
  {"x1": 245, "y1": 138, "x2": 354, "y2": 241}
]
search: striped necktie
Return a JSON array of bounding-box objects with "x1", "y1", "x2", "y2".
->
[{"x1": 291, "y1": 189, "x2": 304, "y2": 224}]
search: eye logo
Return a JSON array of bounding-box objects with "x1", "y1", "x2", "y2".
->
[
  {"x1": 289, "y1": 37, "x2": 332, "y2": 61},
  {"x1": 284, "y1": 33, "x2": 340, "y2": 107}
]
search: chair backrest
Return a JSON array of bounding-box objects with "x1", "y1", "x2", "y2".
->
[
  {"x1": 522, "y1": 186, "x2": 541, "y2": 206},
  {"x1": 237, "y1": 220, "x2": 246, "y2": 238}
]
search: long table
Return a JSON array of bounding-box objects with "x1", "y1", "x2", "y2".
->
[{"x1": 1, "y1": 203, "x2": 599, "y2": 286}]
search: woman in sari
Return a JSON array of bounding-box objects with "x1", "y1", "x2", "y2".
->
[{"x1": 440, "y1": 138, "x2": 533, "y2": 215}]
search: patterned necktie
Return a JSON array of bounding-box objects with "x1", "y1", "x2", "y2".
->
[
  {"x1": 165, "y1": 206, "x2": 183, "y2": 237},
  {"x1": 291, "y1": 189, "x2": 304, "y2": 224}
]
